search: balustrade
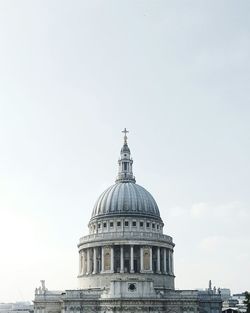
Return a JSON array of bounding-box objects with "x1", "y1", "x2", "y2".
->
[{"x1": 79, "y1": 231, "x2": 173, "y2": 245}]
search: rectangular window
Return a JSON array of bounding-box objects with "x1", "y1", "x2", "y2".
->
[
  {"x1": 132, "y1": 221, "x2": 136, "y2": 227},
  {"x1": 146, "y1": 222, "x2": 150, "y2": 228},
  {"x1": 103, "y1": 222, "x2": 107, "y2": 228},
  {"x1": 157, "y1": 224, "x2": 159, "y2": 230},
  {"x1": 152, "y1": 223, "x2": 155, "y2": 229},
  {"x1": 117, "y1": 221, "x2": 121, "y2": 227},
  {"x1": 125, "y1": 221, "x2": 129, "y2": 227},
  {"x1": 110, "y1": 221, "x2": 114, "y2": 227},
  {"x1": 98, "y1": 224, "x2": 101, "y2": 228},
  {"x1": 140, "y1": 221, "x2": 144, "y2": 227}
]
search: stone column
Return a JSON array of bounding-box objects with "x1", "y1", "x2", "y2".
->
[
  {"x1": 149, "y1": 246, "x2": 153, "y2": 272},
  {"x1": 130, "y1": 245, "x2": 134, "y2": 273},
  {"x1": 111, "y1": 246, "x2": 114, "y2": 273},
  {"x1": 171, "y1": 250, "x2": 174, "y2": 275},
  {"x1": 83, "y1": 250, "x2": 87, "y2": 274},
  {"x1": 163, "y1": 248, "x2": 167, "y2": 274},
  {"x1": 86, "y1": 249, "x2": 91, "y2": 275},
  {"x1": 120, "y1": 246, "x2": 124, "y2": 273},
  {"x1": 101, "y1": 246, "x2": 105, "y2": 273},
  {"x1": 168, "y1": 249, "x2": 172, "y2": 274},
  {"x1": 140, "y1": 246, "x2": 144, "y2": 272},
  {"x1": 93, "y1": 247, "x2": 97, "y2": 274},
  {"x1": 79, "y1": 252, "x2": 82, "y2": 275},
  {"x1": 61, "y1": 305, "x2": 66, "y2": 313},
  {"x1": 157, "y1": 247, "x2": 161, "y2": 273}
]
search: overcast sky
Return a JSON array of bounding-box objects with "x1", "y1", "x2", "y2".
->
[{"x1": 0, "y1": 0, "x2": 249, "y2": 303}]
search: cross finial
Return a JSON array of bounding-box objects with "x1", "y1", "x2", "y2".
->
[{"x1": 122, "y1": 128, "x2": 129, "y2": 144}]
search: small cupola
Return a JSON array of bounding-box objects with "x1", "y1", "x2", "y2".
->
[{"x1": 116, "y1": 128, "x2": 136, "y2": 183}]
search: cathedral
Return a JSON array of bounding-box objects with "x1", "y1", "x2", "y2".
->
[{"x1": 34, "y1": 129, "x2": 222, "y2": 313}]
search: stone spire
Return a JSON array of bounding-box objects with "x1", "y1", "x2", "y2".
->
[{"x1": 115, "y1": 128, "x2": 136, "y2": 183}]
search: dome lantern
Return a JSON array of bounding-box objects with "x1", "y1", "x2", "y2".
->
[{"x1": 116, "y1": 128, "x2": 136, "y2": 183}]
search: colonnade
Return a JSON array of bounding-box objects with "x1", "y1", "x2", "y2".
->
[{"x1": 79, "y1": 245, "x2": 174, "y2": 276}]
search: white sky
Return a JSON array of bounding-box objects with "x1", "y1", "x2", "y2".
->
[{"x1": 0, "y1": 0, "x2": 249, "y2": 302}]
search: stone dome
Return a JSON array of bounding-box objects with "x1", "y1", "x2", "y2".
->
[
  {"x1": 90, "y1": 129, "x2": 162, "y2": 222},
  {"x1": 91, "y1": 182, "x2": 161, "y2": 220}
]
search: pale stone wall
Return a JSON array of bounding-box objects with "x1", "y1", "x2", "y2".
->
[{"x1": 78, "y1": 272, "x2": 175, "y2": 289}]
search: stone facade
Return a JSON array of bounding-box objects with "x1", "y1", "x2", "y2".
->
[
  {"x1": 34, "y1": 287, "x2": 222, "y2": 313},
  {"x1": 34, "y1": 130, "x2": 222, "y2": 313}
]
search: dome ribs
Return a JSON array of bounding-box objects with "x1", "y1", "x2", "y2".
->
[
  {"x1": 130, "y1": 183, "x2": 138, "y2": 212},
  {"x1": 106, "y1": 184, "x2": 115, "y2": 213},
  {"x1": 91, "y1": 182, "x2": 161, "y2": 221}
]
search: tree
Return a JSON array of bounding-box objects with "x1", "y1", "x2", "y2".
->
[{"x1": 244, "y1": 291, "x2": 250, "y2": 313}]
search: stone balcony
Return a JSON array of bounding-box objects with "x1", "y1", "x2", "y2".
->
[{"x1": 78, "y1": 231, "x2": 173, "y2": 247}]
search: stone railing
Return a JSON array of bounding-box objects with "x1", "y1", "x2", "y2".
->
[
  {"x1": 156, "y1": 290, "x2": 221, "y2": 301},
  {"x1": 198, "y1": 291, "x2": 222, "y2": 302},
  {"x1": 34, "y1": 291, "x2": 63, "y2": 301},
  {"x1": 79, "y1": 231, "x2": 173, "y2": 245},
  {"x1": 64, "y1": 289, "x2": 102, "y2": 299},
  {"x1": 157, "y1": 290, "x2": 199, "y2": 300},
  {"x1": 34, "y1": 290, "x2": 103, "y2": 301},
  {"x1": 161, "y1": 290, "x2": 222, "y2": 301}
]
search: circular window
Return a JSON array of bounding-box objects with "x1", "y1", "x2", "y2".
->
[{"x1": 128, "y1": 283, "x2": 136, "y2": 292}]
